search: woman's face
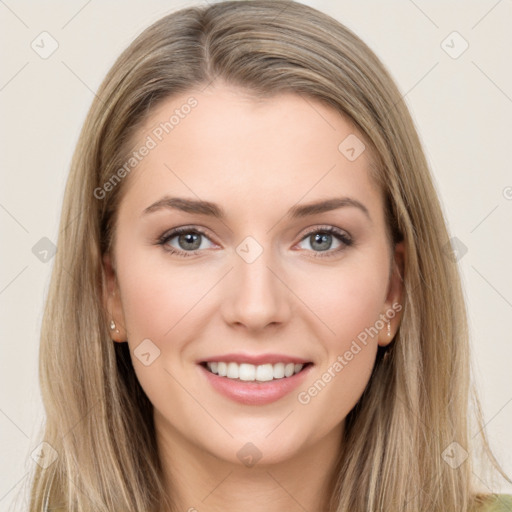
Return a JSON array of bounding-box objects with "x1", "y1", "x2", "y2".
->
[{"x1": 104, "y1": 82, "x2": 403, "y2": 466}]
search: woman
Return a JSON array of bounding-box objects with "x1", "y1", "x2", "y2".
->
[{"x1": 28, "y1": 1, "x2": 511, "y2": 510}]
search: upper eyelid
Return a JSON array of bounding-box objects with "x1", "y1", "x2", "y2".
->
[
  {"x1": 301, "y1": 224, "x2": 351, "y2": 238},
  {"x1": 159, "y1": 226, "x2": 218, "y2": 245},
  {"x1": 160, "y1": 224, "x2": 350, "y2": 237},
  {"x1": 160, "y1": 225, "x2": 213, "y2": 238}
]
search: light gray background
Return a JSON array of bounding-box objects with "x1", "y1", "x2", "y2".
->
[{"x1": 1, "y1": 1, "x2": 511, "y2": 510}]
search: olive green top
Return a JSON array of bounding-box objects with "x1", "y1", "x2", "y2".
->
[{"x1": 479, "y1": 494, "x2": 512, "y2": 511}]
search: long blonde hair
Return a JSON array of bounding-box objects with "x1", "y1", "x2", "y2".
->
[{"x1": 27, "y1": 1, "x2": 509, "y2": 510}]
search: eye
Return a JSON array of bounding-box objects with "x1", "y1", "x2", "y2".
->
[
  {"x1": 156, "y1": 225, "x2": 353, "y2": 259},
  {"x1": 157, "y1": 226, "x2": 217, "y2": 257},
  {"x1": 296, "y1": 226, "x2": 353, "y2": 257}
]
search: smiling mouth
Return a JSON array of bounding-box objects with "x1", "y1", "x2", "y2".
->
[{"x1": 201, "y1": 361, "x2": 313, "y2": 382}]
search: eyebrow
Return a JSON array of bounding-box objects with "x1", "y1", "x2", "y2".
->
[{"x1": 142, "y1": 196, "x2": 371, "y2": 221}]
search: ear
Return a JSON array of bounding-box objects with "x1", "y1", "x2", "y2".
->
[
  {"x1": 378, "y1": 241, "x2": 405, "y2": 347},
  {"x1": 102, "y1": 252, "x2": 127, "y2": 342}
]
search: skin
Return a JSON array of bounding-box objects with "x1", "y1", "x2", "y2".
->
[{"x1": 103, "y1": 81, "x2": 404, "y2": 512}]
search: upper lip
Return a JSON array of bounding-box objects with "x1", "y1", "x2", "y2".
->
[{"x1": 200, "y1": 353, "x2": 312, "y2": 365}]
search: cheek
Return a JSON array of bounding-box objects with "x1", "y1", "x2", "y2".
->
[
  {"x1": 116, "y1": 248, "x2": 207, "y2": 344},
  {"x1": 292, "y1": 254, "x2": 388, "y2": 419},
  {"x1": 114, "y1": 246, "x2": 225, "y2": 400},
  {"x1": 114, "y1": 251, "x2": 209, "y2": 409},
  {"x1": 296, "y1": 255, "x2": 389, "y2": 350}
]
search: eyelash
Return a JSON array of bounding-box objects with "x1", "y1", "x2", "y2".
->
[{"x1": 156, "y1": 225, "x2": 353, "y2": 259}]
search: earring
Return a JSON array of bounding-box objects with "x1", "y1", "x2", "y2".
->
[
  {"x1": 387, "y1": 321, "x2": 391, "y2": 337},
  {"x1": 110, "y1": 320, "x2": 120, "y2": 334}
]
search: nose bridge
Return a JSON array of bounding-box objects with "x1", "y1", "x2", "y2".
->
[{"x1": 223, "y1": 235, "x2": 290, "y2": 329}]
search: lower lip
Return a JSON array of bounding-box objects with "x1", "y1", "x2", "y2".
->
[{"x1": 199, "y1": 364, "x2": 313, "y2": 406}]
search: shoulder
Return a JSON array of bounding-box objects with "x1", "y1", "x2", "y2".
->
[{"x1": 475, "y1": 494, "x2": 512, "y2": 511}]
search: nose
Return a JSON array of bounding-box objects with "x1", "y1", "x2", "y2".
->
[{"x1": 221, "y1": 243, "x2": 292, "y2": 333}]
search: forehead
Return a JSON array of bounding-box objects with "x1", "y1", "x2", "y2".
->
[{"x1": 117, "y1": 84, "x2": 382, "y2": 221}]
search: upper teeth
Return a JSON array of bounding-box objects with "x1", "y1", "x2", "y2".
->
[{"x1": 206, "y1": 362, "x2": 304, "y2": 382}]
